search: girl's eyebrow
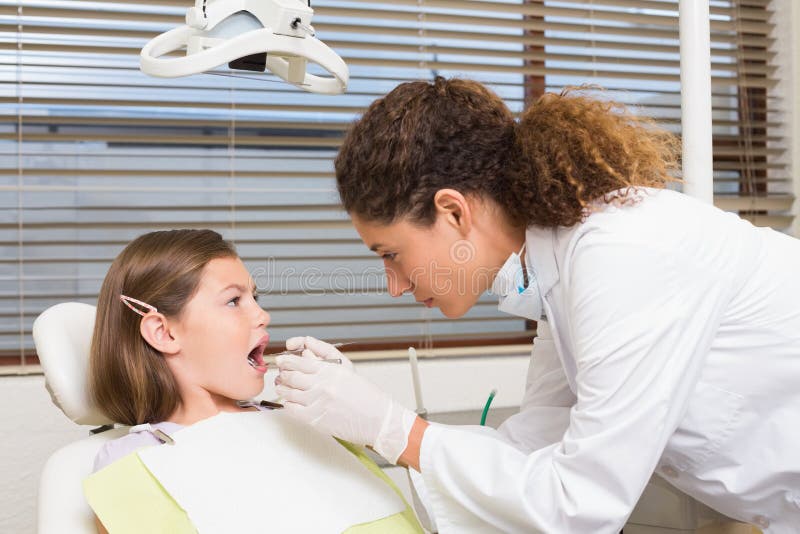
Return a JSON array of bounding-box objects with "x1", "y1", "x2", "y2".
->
[{"x1": 219, "y1": 282, "x2": 257, "y2": 294}]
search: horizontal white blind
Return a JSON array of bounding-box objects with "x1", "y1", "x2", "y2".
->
[
  {"x1": 1, "y1": 0, "x2": 537, "y2": 363},
  {"x1": 537, "y1": 0, "x2": 791, "y2": 227},
  {"x1": 0, "y1": 0, "x2": 787, "y2": 364}
]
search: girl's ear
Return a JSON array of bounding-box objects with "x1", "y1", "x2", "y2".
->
[{"x1": 139, "y1": 313, "x2": 180, "y2": 355}]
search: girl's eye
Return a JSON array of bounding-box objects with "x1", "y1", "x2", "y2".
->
[
  {"x1": 382, "y1": 253, "x2": 397, "y2": 261},
  {"x1": 252, "y1": 293, "x2": 260, "y2": 303},
  {"x1": 227, "y1": 296, "x2": 240, "y2": 307}
]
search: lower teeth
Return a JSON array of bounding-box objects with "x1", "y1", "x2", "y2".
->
[{"x1": 247, "y1": 356, "x2": 257, "y2": 368}]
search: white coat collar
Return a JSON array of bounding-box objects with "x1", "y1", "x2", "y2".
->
[{"x1": 524, "y1": 226, "x2": 559, "y2": 298}]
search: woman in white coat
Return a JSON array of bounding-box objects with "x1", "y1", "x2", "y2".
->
[{"x1": 274, "y1": 78, "x2": 800, "y2": 533}]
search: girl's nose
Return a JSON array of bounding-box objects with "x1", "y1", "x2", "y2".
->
[{"x1": 255, "y1": 307, "x2": 270, "y2": 328}]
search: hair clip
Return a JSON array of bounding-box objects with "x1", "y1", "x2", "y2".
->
[{"x1": 120, "y1": 294, "x2": 158, "y2": 317}]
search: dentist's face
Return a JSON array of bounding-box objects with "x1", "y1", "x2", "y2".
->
[{"x1": 351, "y1": 214, "x2": 497, "y2": 319}]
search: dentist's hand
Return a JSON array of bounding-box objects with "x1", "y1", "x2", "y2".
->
[
  {"x1": 275, "y1": 337, "x2": 416, "y2": 464},
  {"x1": 285, "y1": 336, "x2": 353, "y2": 369}
]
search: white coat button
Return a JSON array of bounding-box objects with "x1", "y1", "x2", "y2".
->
[
  {"x1": 753, "y1": 515, "x2": 770, "y2": 529},
  {"x1": 661, "y1": 465, "x2": 679, "y2": 478}
]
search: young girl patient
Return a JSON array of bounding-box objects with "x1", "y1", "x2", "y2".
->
[{"x1": 85, "y1": 229, "x2": 421, "y2": 534}]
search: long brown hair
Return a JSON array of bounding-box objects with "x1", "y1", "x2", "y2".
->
[
  {"x1": 89, "y1": 229, "x2": 237, "y2": 425},
  {"x1": 335, "y1": 77, "x2": 680, "y2": 228}
]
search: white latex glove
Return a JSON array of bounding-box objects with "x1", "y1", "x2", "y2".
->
[
  {"x1": 285, "y1": 335, "x2": 354, "y2": 369},
  {"x1": 275, "y1": 336, "x2": 417, "y2": 464}
]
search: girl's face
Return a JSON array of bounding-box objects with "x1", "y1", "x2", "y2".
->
[
  {"x1": 169, "y1": 256, "x2": 271, "y2": 407},
  {"x1": 352, "y1": 212, "x2": 506, "y2": 319}
]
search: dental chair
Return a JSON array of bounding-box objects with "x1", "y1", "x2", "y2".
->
[{"x1": 33, "y1": 302, "x2": 127, "y2": 534}]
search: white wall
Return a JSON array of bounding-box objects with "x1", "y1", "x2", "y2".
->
[{"x1": 0, "y1": 354, "x2": 531, "y2": 534}]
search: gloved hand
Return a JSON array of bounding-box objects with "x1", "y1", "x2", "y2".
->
[
  {"x1": 285, "y1": 335, "x2": 354, "y2": 369},
  {"x1": 274, "y1": 336, "x2": 417, "y2": 464}
]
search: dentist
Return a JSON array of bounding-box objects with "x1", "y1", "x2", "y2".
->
[{"x1": 275, "y1": 78, "x2": 800, "y2": 533}]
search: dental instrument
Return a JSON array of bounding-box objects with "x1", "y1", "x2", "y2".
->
[
  {"x1": 248, "y1": 342, "x2": 352, "y2": 368},
  {"x1": 129, "y1": 422, "x2": 176, "y2": 445},
  {"x1": 140, "y1": 0, "x2": 348, "y2": 94}
]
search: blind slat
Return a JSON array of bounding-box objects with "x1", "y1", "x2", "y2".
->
[{"x1": 0, "y1": 3, "x2": 777, "y2": 35}]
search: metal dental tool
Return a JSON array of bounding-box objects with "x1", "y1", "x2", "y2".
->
[{"x1": 249, "y1": 342, "x2": 353, "y2": 368}]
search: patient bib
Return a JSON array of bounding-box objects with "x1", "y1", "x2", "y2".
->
[{"x1": 136, "y1": 410, "x2": 405, "y2": 534}]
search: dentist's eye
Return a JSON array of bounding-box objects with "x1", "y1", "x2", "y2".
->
[{"x1": 227, "y1": 296, "x2": 240, "y2": 307}]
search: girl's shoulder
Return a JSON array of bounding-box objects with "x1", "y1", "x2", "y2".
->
[
  {"x1": 92, "y1": 403, "x2": 276, "y2": 472},
  {"x1": 92, "y1": 421, "x2": 184, "y2": 472}
]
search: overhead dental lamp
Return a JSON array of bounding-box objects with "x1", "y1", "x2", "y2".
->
[{"x1": 140, "y1": 0, "x2": 349, "y2": 94}]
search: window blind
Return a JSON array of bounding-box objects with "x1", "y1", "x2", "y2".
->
[
  {"x1": 0, "y1": 0, "x2": 788, "y2": 367},
  {"x1": 535, "y1": 0, "x2": 790, "y2": 227}
]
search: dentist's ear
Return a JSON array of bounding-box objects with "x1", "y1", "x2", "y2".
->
[
  {"x1": 433, "y1": 188, "x2": 473, "y2": 236},
  {"x1": 139, "y1": 313, "x2": 181, "y2": 355}
]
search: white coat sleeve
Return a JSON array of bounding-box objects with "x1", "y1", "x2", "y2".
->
[
  {"x1": 408, "y1": 423, "x2": 508, "y2": 533},
  {"x1": 414, "y1": 236, "x2": 734, "y2": 533},
  {"x1": 408, "y1": 322, "x2": 575, "y2": 530},
  {"x1": 497, "y1": 321, "x2": 575, "y2": 452}
]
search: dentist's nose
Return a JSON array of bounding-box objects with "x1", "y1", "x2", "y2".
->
[{"x1": 385, "y1": 266, "x2": 412, "y2": 298}]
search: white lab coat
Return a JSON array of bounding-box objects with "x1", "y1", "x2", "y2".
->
[{"x1": 410, "y1": 188, "x2": 800, "y2": 533}]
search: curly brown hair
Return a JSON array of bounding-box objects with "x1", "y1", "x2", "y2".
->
[{"x1": 335, "y1": 77, "x2": 680, "y2": 228}]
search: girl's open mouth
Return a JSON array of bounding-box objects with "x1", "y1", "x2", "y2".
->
[{"x1": 246, "y1": 335, "x2": 269, "y2": 371}]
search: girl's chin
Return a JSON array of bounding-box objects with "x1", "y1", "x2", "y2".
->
[
  {"x1": 246, "y1": 377, "x2": 266, "y2": 395},
  {"x1": 230, "y1": 377, "x2": 266, "y2": 402}
]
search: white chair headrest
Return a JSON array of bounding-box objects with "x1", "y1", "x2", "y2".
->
[{"x1": 32, "y1": 302, "x2": 112, "y2": 426}]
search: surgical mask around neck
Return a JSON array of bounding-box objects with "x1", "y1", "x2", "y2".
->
[{"x1": 492, "y1": 243, "x2": 543, "y2": 321}]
